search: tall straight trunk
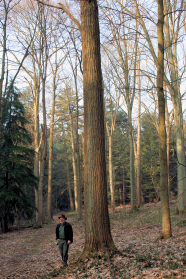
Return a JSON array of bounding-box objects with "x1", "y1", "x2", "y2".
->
[
  {"x1": 0, "y1": 4, "x2": 7, "y2": 136},
  {"x1": 108, "y1": 134, "x2": 115, "y2": 209},
  {"x1": 132, "y1": 0, "x2": 185, "y2": 213},
  {"x1": 122, "y1": 18, "x2": 137, "y2": 211},
  {"x1": 47, "y1": 74, "x2": 56, "y2": 222},
  {"x1": 157, "y1": 0, "x2": 172, "y2": 238},
  {"x1": 74, "y1": 52, "x2": 82, "y2": 219},
  {"x1": 163, "y1": 0, "x2": 186, "y2": 213},
  {"x1": 33, "y1": 59, "x2": 41, "y2": 222},
  {"x1": 128, "y1": 109, "x2": 136, "y2": 210},
  {"x1": 68, "y1": 103, "x2": 78, "y2": 212},
  {"x1": 174, "y1": 108, "x2": 186, "y2": 213},
  {"x1": 137, "y1": 61, "x2": 141, "y2": 207},
  {"x1": 81, "y1": 0, "x2": 114, "y2": 253},
  {"x1": 67, "y1": 26, "x2": 82, "y2": 218},
  {"x1": 35, "y1": 5, "x2": 48, "y2": 227},
  {"x1": 37, "y1": 76, "x2": 47, "y2": 227},
  {"x1": 165, "y1": 88, "x2": 174, "y2": 200},
  {"x1": 34, "y1": 89, "x2": 40, "y2": 222}
]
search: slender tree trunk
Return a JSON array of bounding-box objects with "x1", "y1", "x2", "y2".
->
[
  {"x1": 4, "y1": 172, "x2": 9, "y2": 233},
  {"x1": 37, "y1": 79, "x2": 47, "y2": 227},
  {"x1": 66, "y1": 153, "x2": 75, "y2": 212},
  {"x1": 123, "y1": 163, "x2": 126, "y2": 207},
  {"x1": 137, "y1": 62, "x2": 141, "y2": 207},
  {"x1": 157, "y1": 0, "x2": 172, "y2": 238},
  {"x1": 74, "y1": 54, "x2": 82, "y2": 220},
  {"x1": 35, "y1": 6, "x2": 48, "y2": 227},
  {"x1": 34, "y1": 85, "x2": 40, "y2": 222},
  {"x1": 67, "y1": 27, "x2": 82, "y2": 218},
  {"x1": 132, "y1": 0, "x2": 186, "y2": 213},
  {"x1": 163, "y1": 0, "x2": 186, "y2": 213},
  {"x1": 81, "y1": 0, "x2": 114, "y2": 253},
  {"x1": 47, "y1": 75, "x2": 56, "y2": 222},
  {"x1": 108, "y1": 133, "x2": 115, "y2": 209},
  {"x1": 128, "y1": 109, "x2": 136, "y2": 210},
  {"x1": 68, "y1": 104, "x2": 78, "y2": 212},
  {"x1": 165, "y1": 88, "x2": 174, "y2": 200},
  {"x1": 174, "y1": 108, "x2": 186, "y2": 213}
]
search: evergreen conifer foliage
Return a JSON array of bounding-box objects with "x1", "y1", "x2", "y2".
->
[{"x1": 0, "y1": 85, "x2": 37, "y2": 233}]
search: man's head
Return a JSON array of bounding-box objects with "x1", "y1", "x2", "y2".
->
[{"x1": 58, "y1": 214, "x2": 67, "y2": 224}]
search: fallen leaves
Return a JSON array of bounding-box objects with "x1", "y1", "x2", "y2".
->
[{"x1": 0, "y1": 203, "x2": 186, "y2": 278}]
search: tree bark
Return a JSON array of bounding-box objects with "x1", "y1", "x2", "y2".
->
[
  {"x1": 131, "y1": 0, "x2": 186, "y2": 213},
  {"x1": 81, "y1": 0, "x2": 114, "y2": 253},
  {"x1": 157, "y1": 0, "x2": 172, "y2": 238},
  {"x1": 163, "y1": 0, "x2": 186, "y2": 213},
  {"x1": 68, "y1": 100, "x2": 78, "y2": 212},
  {"x1": 47, "y1": 72, "x2": 56, "y2": 222},
  {"x1": 108, "y1": 134, "x2": 115, "y2": 209},
  {"x1": 35, "y1": 4, "x2": 48, "y2": 227},
  {"x1": 137, "y1": 58, "x2": 141, "y2": 207}
]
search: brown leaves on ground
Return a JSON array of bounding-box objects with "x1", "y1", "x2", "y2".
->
[{"x1": 0, "y1": 202, "x2": 186, "y2": 279}]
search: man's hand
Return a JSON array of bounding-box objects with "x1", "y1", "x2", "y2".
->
[{"x1": 67, "y1": 240, "x2": 71, "y2": 245}]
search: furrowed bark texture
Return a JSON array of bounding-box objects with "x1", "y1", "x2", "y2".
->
[
  {"x1": 81, "y1": 0, "x2": 114, "y2": 252},
  {"x1": 157, "y1": 0, "x2": 172, "y2": 238}
]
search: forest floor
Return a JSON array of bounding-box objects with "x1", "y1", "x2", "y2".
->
[{"x1": 0, "y1": 202, "x2": 186, "y2": 279}]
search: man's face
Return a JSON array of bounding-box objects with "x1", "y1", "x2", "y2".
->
[{"x1": 60, "y1": 217, "x2": 66, "y2": 224}]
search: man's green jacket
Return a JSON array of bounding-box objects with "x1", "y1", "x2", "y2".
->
[{"x1": 56, "y1": 222, "x2": 73, "y2": 243}]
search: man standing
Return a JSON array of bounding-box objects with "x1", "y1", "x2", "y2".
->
[{"x1": 56, "y1": 214, "x2": 73, "y2": 267}]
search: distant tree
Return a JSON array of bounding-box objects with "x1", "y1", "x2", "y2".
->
[{"x1": 0, "y1": 85, "x2": 37, "y2": 233}]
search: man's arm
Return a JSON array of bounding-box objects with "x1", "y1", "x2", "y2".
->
[
  {"x1": 56, "y1": 224, "x2": 59, "y2": 240},
  {"x1": 67, "y1": 224, "x2": 73, "y2": 243}
]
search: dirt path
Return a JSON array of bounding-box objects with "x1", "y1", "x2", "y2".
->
[{"x1": 0, "y1": 213, "x2": 84, "y2": 279}]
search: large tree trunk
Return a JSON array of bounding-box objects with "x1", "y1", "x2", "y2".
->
[
  {"x1": 81, "y1": 0, "x2": 114, "y2": 253},
  {"x1": 157, "y1": 0, "x2": 172, "y2": 238}
]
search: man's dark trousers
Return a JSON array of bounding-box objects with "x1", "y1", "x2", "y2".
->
[{"x1": 58, "y1": 239, "x2": 69, "y2": 266}]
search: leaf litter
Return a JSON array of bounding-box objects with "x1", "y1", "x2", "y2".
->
[{"x1": 0, "y1": 202, "x2": 186, "y2": 279}]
